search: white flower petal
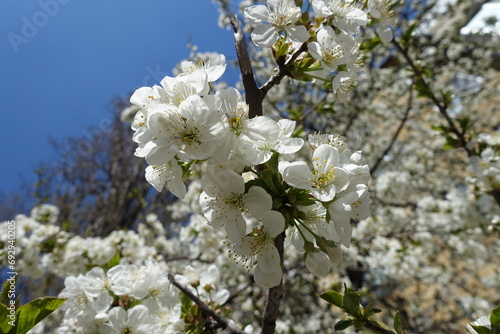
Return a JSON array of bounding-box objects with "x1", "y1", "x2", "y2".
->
[
  {"x1": 285, "y1": 25, "x2": 309, "y2": 43},
  {"x1": 261, "y1": 211, "x2": 285, "y2": 237},
  {"x1": 254, "y1": 265, "x2": 282, "y2": 288},
  {"x1": 244, "y1": 186, "x2": 273, "y2": 218},
  {"x1": 251, "y1": 24, "x2": 279, "y2": 47},
  {"x1": 281, "y1": 162, "x2": 313, "y2": 189},
  {"x1": 305, "y1": 251, "x2": 331, "y2": 276},
  {"x1": 257, "y1": 244, "x2": 280, "y2": 273},
  {"x1": 244, "y1": 5, "x2": 270, "y2": 23}
]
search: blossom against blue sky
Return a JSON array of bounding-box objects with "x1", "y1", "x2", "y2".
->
[{"x1": 0, "y1": 0, "x2": 236, "y2": 194}]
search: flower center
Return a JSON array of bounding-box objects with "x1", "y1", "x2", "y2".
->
[
  {"x1": 228, "y1": 116, "x2": 243, "y2": 135},
  {"x1": 310, "y1": 158, "x2": 336, "y2": 188},
  {"x1": 323, "y1": 43, "x2": 343, "y2": 64},
  {"x1": 180, "y1": 127, "x2": 200, "y2": 145},
  {"x1": 268, "y1": 1, "x2": 300, "y2": 28},
  {"x1": 225, "y1": 193, "x2": 245, "y2": 210}
]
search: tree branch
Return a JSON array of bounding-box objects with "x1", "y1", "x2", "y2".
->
[
  {"x1": 230, "y1": 16, "x2": 289, "y2": 334},
  {"x1": 261, "y1": 232, "x2": 285, "y2": 334},
  {"x1": 370, "y1": 82, "x2": 414, "y2": 174},
  {"x1": 167, "y1": 274, "x2": 246, "y2": 334},
  {"x1": 230, "y1": 15, "x2": 264, "y2": 118},
  {"x1": 392, "y1": 39, "x2": 471, "y2": 155},
  {"x1": 260, "y1": 42, "x2": 308, "y2": 97}
]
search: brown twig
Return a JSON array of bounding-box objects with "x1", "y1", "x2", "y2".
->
[
  {"x1": 230, "y1": 15, "x2": 264, "y2": 118},
  {"x1": 260, "y1": 42, "x2": 308, "y2": 97},
  {"x1": 392, "y1": 39, "x2": 471, "y2": 156},
  {"x1": 167, "y1": 274, "x2": 246, "y2": 334},
  {"x1": 370, "y1": 82, "x2": 414, "y2": 174},
  {"x1": 261, "y1": 232, "x2": 285, "y2": 334},
  {"x1": 230, "y1": 15, "x2": 287, "y2": 334}
]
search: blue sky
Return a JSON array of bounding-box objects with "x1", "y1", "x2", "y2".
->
[{"x1": 0, "y1": 0, "x2": 239, "y2": 196}]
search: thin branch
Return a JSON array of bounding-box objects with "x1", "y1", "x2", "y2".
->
[
  {"x1": 167, "y1": 274, "x2": 246, "y2": 334},
  {"x1": 261, "y1": 232, "x2": 285, "y2": 334},
  {"x1": 370, "y1": 82, "x2": 414, "y2": 174},
  {"x1": 392, "y1": 39, "x2": 471, "y2": 155},
  {"x1": 260, "y1": 42, "x2": 308, "y2": 97},
  {"x1": 299, "y1": 92, "x2": 328, "y2": 123},
  {"x1": 230, "y1": 15, "x2": 264, "y2": 118}
]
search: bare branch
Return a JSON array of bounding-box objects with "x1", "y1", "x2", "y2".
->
[
  {"x1": 230, "y1": 15, "x2": 264, "y2": 118},
  {"x1": 392, "y1": 39, "x2": 471, "y2": 155},
  {"x1": 167, "y1": 274, "x2": 246, "y2": 334},
  {"x1": 260, "y1": 42, "x2": 308, "y2": 97},
  {"x1": 261, "y1": 232, "x2": 285, "y2": 334},
  {"x1": 370, "y1": 82, "x2": 414, "y2": 174}
]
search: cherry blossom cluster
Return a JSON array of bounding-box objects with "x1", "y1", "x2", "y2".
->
[
  {"x1": 468, "y1": 133, "x2": 500, "y2": 195},
  {"x1": 3, "y1": 191, "x2": 498, "y2": 333},
  {"x1": 57, "y1": 260, "x2": 231, "y2": 334},
  {"x1": 128, "y1": 52, "x2": 371, "y2": 287},
  {"x1": 244, "y1": 0, "x2": 398, "y2": 101}
]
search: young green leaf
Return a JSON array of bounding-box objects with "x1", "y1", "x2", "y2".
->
[
  {"x1": 470, "y1": 325, "x2": 491, "y2": 334},
  {"x1": 319, "y1": 291, "x2": 343, "y2": 308},
  {"x1": 491, "y1": 305, "x2": 500, "y2": 326},
  {"x1": 343, "y1": 289, "x2": 361, "y2": 318},
  {"x1": 394, "y1": 311, "x2": 404, "y2": 334},
  {"x1": 15, "y1": 297, "x2": 67, "y2": 334},
  {"x1": 106, "y1": 252, "x2": 121, "y2": 270},
  {"x1": 0, "y1": 274, "x2": 17, "y2": 306},
  {"x1": 334, "y1": 319, "x2": 355, "y2": 331},
  {"x1": 0, "y1": 302, "x2": 15, "y2": 334}
]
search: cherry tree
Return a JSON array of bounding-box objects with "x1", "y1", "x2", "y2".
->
[{"x1": 1, "y1": 0, "x2": 499, "y2": 333}]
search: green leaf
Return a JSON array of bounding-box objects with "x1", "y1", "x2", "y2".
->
[
  {"x1": 394, "y1": 311, "x2": 404, "y2": 334},
  {"x1": 470, "y1": 325, "x2": 491, "y2": 334},
  {"x1": 492, "y1": 323, "x2": 500, "y2": 334},
  {"x1": 15, "y1": 297, "x2": 66, "y2": 334},
  {"x1": 261, "y1": 169, "x2": 280, "y2": 196},
  {"x1": 180, "y1": 292, "x2": 193, "y2": 316},
  {"x1": 491, "y1": 305, "x2": 500, "y2": 325},
  {"x1": 265, "y1": 152, "x2": 280, "y2": 176},
  {"x1": 415, "y1": 79, "x2": 432, "y2": 98},
  {"x1": 334, "y1": 319, "x2": 355, "y2": 331},
  {"x1": 319, "y1": 291, "x2": 343, "y2": 308},
  {"x1": 1, "y1": 274, "x2": 17, "y2": 306},
  {"x1": 343, "y1": 289, "x2": 361, "y2": 318},
  {"x1": 441, "y1": 89, "x2": 454, "y2": 107},
  {"x1": 401, "y1": 22, "x2": 417, "y2": 47},
  {"x1": 0, "y1": 302, "x2": 15, "y2": 334},
  {"x1": 360, "y1": 36, "x2": 381, "y2": 52},
  {"x1": 106, "y1": 252, "x2": 121, "y2": 270}
]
